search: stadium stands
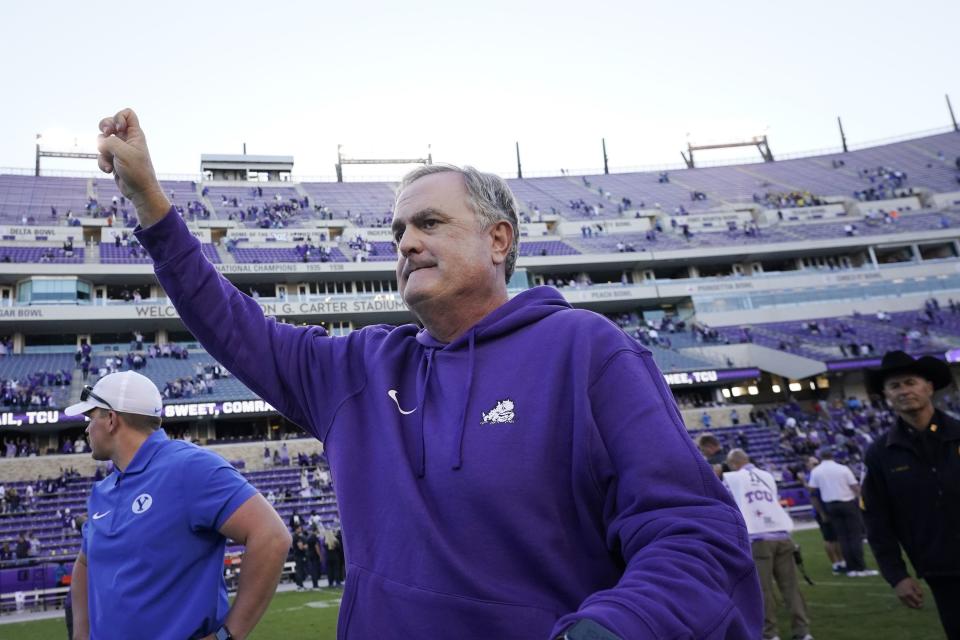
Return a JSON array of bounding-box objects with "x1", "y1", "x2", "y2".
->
[
  {"x1": 714, "y1": 302, "x2": 959, "y2": 362},
  {"x1": 0, "y1": 246, "x2": 83, "y2": 264},
  {"x1": 232, "y1": 246, "x2": 346, "y2": 264},
  {"x1": 0, "y1": 175, "x2": 88, "y2": 225}
]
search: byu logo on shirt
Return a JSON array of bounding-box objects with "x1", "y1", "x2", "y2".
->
[{"x1": 132, "y1": 493, "x2": 153, "y2": 515}]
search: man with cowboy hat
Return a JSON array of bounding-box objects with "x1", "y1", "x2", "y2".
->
[{"x1": 861, "y1": 350, "x2": 960, "y2": 639}]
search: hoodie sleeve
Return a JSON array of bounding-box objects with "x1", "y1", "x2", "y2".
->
[
  {"x1": 135, "y1": 209, "x2": 366, "y2": 439},
  {"x1": 551, "y1": 349, "x2": 762, "y2": 640}
]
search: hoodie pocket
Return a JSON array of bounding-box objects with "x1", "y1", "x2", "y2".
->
[{"x1": 339, "y1": 564, "x2": 559, "y2": 639}]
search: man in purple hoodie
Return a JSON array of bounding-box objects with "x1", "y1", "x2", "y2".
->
[{"x1": 97, "y1": 108, "x2": 762, "y2": 640}]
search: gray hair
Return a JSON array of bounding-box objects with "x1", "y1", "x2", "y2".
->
[
  {"x1": 396, "y1": 164, "x2": 520, "y2": 284},
  {"x1": 726, "y1": 448, "x2": 750, "y2": 468}
]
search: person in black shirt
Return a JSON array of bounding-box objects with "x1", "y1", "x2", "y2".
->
[
  {"x1": 290, "y1": 525, "x2": 308, "y2": 592},
  {"x1": 14, "y1": 532, "x2": 29, "y2": 559},
  {"x1": 697, "y1": 433, "x2": 729, "y2": 477},
  {"x1": 862, "y1": 351, "x2": 960, "y2": 639},
  {"x1": 305, "y1": 526, "x2": 322, "y2": 590},
  {"x1": 324, "y1": 527, "x2": 344, "y2": 588}
]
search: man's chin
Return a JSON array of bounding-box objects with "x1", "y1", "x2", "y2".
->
[{"x1": 400, "y1": 283, "x2": 436, "y2": 309}]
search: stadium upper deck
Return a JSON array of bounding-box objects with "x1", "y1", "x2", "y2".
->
[
  {"x1": 1, "y1": 129, "x2": 958, "y2": 229},
  {"x1": 1, "y1": 129, "x2": 959, "y2": 422}
]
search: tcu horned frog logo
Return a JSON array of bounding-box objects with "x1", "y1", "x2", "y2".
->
[{"x1": 481, "y1": 399, "x2": 516, "y2": 425}]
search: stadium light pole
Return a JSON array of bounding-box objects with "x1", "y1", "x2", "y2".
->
[
  {"x1": 35, "y1": 133, "x2": 41, "y2": 177},
  {"x1": 947, "y1": 94, "x2": 959, "y2": 133},
  {"x1": 837, "y1": 117, "x2": 848, "y2": 153},
  {"x1": 515, "y1": 142, "x2": 523, "y2": 179},
  {"x1": 602, "y1": 138, "x2": 609, "y2": 175}
]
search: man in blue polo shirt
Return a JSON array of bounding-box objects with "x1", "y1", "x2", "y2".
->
[{"x1": 68, "y1": 371, "x2": 291, "y2": 640}]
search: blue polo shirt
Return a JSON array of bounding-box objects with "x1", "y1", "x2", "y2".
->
[{"x1": 82, "y1": 429, "x2": 257, "y2": 640}]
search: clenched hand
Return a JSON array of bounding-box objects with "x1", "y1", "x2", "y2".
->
[{"x1": 97, "y1": 108, "x2": 171, "y2": 226}]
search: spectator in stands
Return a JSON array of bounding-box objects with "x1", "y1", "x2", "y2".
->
[
  {"x1": 14, "y1": 532, "x2": 29, "y2": 559},
  {"x1": 807, "y1": 449, "x2": 876, "y2": 577},
  {"x1": 100, "y1": 108, "x2": 761, "y2": 639},
  {"x1": 26, "y1": 530, "x2": 40, "y2": 556},
  {"x1": 0, "y1": 542, "x2": 12, "y2": 562},
  {"x1": 6, "y1": 486, "x2": 21, "y2": 512},
  {"x1": 66, "y1": 371, "x2": 290, "y2": 640},
  {"x1": 697, "y1": 433, "x2": 728, "y2": 478},
  {"x1": 724, "y1": 449, "x2": 811, "y2": 640},
  {"x1": 861, "y1": 351, "x2": 960, "y2": 638}
]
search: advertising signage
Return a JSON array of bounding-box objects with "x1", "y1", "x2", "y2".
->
[
  {"x1": 0, "y1": 399, "x2": 276, "y2": 429},
  {"x1": 2, "y1": 371, "x2": 760, "y2": 429},
  {"x1": 663, "y1": 368, "x2": 760, "y2": 387}
]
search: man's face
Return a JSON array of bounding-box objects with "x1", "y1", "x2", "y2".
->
[
  {"x1": 393, "y1": 172, "x2": 501, "y2": 313},
  {"x1": 84, "y1": 408, "x2": 113, "y2": 461},
  {"x1": 883, "y1": 374, "x2": 934, "y2": 414}
]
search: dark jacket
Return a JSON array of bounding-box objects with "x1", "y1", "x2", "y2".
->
[{"x1": 861, "y1": 409, "x2": 960, "y2": 587}]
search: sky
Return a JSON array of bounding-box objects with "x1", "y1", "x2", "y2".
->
[{"x1": 2, "y1": 0, "x2": 958, "y2": 181}]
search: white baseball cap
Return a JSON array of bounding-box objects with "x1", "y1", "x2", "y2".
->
[{"x1": 65, "y1": 371, "x2": 163, "y2": 418}]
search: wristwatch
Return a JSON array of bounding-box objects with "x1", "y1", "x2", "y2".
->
[
  {"x1": 557, "y1": 619, "x2": 622, "y2": 640},
  {"x1": 214, "y1": 625, "x2": 234, "y2": 640}
]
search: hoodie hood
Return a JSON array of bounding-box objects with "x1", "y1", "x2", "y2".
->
[{"x1": 410, "y1": 286, "x2": 571, "y2": 476}]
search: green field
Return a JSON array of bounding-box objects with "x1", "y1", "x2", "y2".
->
[{"x1": 1, "y1": 528, "x2": 945, "y2": 639}]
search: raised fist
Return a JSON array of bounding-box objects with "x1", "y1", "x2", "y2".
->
[{"x1": 97, "y1": 108, "x2": 170, "y2": 225}]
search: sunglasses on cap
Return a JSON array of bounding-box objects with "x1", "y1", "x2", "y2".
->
[{"x1": 81, "y1": 385, "x2": 114, "y2": 411}]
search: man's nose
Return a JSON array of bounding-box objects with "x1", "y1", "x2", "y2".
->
[{"x1": 397, "y1": 228, "x2": 423, "y2": 257}]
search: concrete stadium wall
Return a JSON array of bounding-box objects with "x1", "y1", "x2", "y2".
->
[{"x1": 681, "y1": 404, "x2": 754, "y2": 431}]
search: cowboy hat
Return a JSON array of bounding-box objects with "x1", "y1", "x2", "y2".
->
[{"x1": 864, "y1": 350, "x2": 953, "y2": 396}]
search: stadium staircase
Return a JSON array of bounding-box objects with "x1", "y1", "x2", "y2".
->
[
  {"x1": 690, "y1": 342, "x2": 827, "y2": 380},
  {"x1": 66, "y1": 370, "x2": 84, "y2": 407},
  {"x1": 748, "y1": 325, "x2": 839, "y2": 360},
  {"x1": 293, "y1": 182, "x2": 312, "y2": 204},
  {"x1": 218, "y1": 245, "x2": 236, "y2": 264},
  {"x1": 194, "y1": 184, "x2": 219, "y2": 221}
]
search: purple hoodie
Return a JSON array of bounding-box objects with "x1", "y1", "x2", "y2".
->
[{"x1": 138, "y1": 210, "x2": 761, "y2": 639}]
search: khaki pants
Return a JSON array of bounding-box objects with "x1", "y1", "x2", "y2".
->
[{"x1": 752, "y1": 538, "x2": 810, "y2": 640}]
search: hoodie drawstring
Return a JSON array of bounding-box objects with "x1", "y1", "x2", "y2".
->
[
  {"x1": 451, "y1": 330, "x2": 476, "y2": 471},
  {"x1": 415, "y1": 349, "x2": 434, "y2": 478}
]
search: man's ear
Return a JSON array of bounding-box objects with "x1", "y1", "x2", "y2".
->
[
  {"x1": 488, "y1": 220, "x2": 514, "y2": 266},
  {"x1": 105, "y1": 411, "x2": 120, "y2": 434}
]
